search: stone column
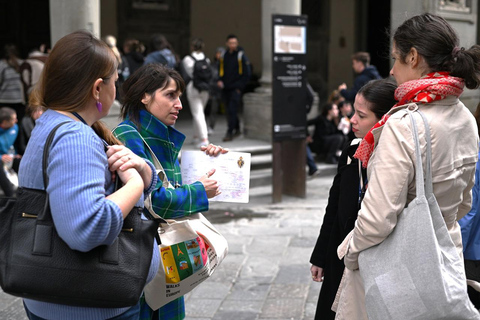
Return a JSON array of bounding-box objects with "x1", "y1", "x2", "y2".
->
[
  {"x1": 49, "y1": 0, "x2": 101, "y2": 47},
  {"x1": 243, "y1": 0, "x2": 301, "y2": 141},
  {"x1": 258, "y1": 0, "x2": 301, "y2": 86}
]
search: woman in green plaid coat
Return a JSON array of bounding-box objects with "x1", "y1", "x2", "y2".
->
[{"x1": 113, "y1": 63, "x2": 226, "y2": 320}]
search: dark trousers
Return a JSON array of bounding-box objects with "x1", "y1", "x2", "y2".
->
[
  {"x1": 206, "y1": 95, "x2": 220, "y2": 130},
  {"x1": 222, "y1": 89, "x2": 241, "y2": 134},
  {"x1": 321, "y1": 134, "x2": 344, "y2": 161}
]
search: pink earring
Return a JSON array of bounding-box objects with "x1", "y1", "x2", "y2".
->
[{"x1": 96, "y1": 101, "x2": 102, "y2": 113}]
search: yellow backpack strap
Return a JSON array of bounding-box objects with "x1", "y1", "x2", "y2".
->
[
  {"x1": 238, "y1": 51, "x2": 243, "y2": 75},
  {"x1": 219, "y1": 52, "x2": 225, "y2": 77}
]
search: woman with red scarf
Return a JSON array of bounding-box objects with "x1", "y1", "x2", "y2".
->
[{"x1": 334, "y1": 13, "x2": 480, "y2": 319}]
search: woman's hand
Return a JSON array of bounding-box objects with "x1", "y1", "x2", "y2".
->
[
  {"x1": 198, "y1": 168, "x2": 221, "y2": 199},
  {"x1": 106, "y1": 145, "x2": 152, "y2": 188},
  {"x1": 200, "y1": 143, "x2": 229, "y2": 157},
  {"x1": 338, "y1": 83, "x2": 347, "y2": 91},
  {"x1": 1, "y1": 154, "x2": 13, "y2": 165},
  {"x1": 107, "y1": 145, "x2": 145, "y2": 172},
  {"x1": 310, "y1": 265, "x2": 324, "y2": 282}
]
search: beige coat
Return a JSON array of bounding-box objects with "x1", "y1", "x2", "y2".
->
[{"x1": 334, "y1": 98, "x2": 479, "y2": 319}]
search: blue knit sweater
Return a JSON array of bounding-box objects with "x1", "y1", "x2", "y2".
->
[{"x1": 18, "y1": 109, "x2": 159, "y2": 320}]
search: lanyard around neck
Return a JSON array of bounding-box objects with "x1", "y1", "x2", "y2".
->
[{"x1": 71, "y1": 112, "x2": 87, "y2": 125}]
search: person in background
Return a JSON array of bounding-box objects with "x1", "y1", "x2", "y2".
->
[
  {"x1": 310, "y1": 79, "x2": 397, "y2": 319},
  {"x1": 337, "y1": 52, "x2": 381, "y2": 104},
  {"x1": 205, "y1": 46, "x2": 225, "y2": 134},
  {"x1": 17, "y1": 104, "x2": 45, "y2": 155},
  {"x1": 0, "y1": 107, "x2": 20, "y2": 168},
  {"x1": 337, "y1": 100, "x2": 355, "y2": 142},
  {"x1": 181, "y1": 38, "x2": 211, "y2": 148},
  {"x1": 20, "y1": 45, "x2": 48, "y2": 102},
  {"x1": 217, "y1": 34, "x2": 251, "y2": 142},
  {"x1": 113, "y1": 63, "x2": 228, "y2": 320},
  {"x1": 19, "y1": 30, "x2": 159, "y2": 319},
  {"x1": 306, "y1": 81, "x2": 320, "y2": 178},
  {"x1": 123, "y1": 38, "x2": 145, "y2": 75},
  {"x1": 0, "y1": 106, "x2": 19, "y2": 196},
  {"x1": 307, "y1": 103, "x2": 345, "y2": 164},
  {"x1": 0, "y1": 44, "x2": 25, "y2": 124},
  {"x1": 144, "y1": 34, "x2": 179, "y2": 69},
  {"x1": 328, "y1": 89, "x2": 344, "y2": 106},
  {"x1": 104, "y1": 35, "x2": 129, "y2": 102},
  {"x1": 459, "y1": 102, "x2": 480, "y2": 309},
  {"x1": 335, "y1": 13, "x2": 480, "y2": 318}
]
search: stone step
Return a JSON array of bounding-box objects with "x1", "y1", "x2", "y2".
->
[
  {"x1": 248, "y1": 162, "x2": 337, "y2": 189},
  {"x1": 251, "y1": 153, "x2": 272, "y2": 170},
  {"x1": 230, "y1": 144, "x2": 272, "y2": 156}
]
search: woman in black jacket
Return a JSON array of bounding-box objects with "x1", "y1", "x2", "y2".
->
[{"x1": 309, "y1": 78, "x2": 397, "y2": 319}]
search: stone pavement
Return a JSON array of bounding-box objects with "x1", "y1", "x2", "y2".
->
[
  {"x1": 0, "y1": 103, "x2": 334, "y2": 319},
  {"x1": 182, "y1": 176, "x2": 331, "y2": 320}
]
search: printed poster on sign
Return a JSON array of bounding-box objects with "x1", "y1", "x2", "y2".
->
[{"x1": 274, "y1": 25, "x2": 306, "y2": 54}]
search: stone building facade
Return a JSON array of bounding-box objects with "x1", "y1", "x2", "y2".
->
[{"x1": 1, "y1": 0, "x2": 478, "y2": 140}]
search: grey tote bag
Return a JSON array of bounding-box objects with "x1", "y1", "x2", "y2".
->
[{"x1": 358, "y1": 108, "x2": 480, "y2": 320}]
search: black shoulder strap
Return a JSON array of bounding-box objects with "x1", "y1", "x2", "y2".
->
[{"x1": 42, "y1": 122, "x2": 70, "y2": 189}]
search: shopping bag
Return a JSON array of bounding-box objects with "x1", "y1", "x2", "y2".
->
[
  {"x1": 358, "y1": 108, "x2": 480, "y2": 319},
  {"x1": 144, "y1": 213, "x2": 228, "y2": 310}
]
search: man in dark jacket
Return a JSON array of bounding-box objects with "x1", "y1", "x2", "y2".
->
[
  {"x1": 217, "y1": 34, "x2": 251, "y2": 142},
  {"x1": 338, "y1": 52, "x2": 381, "y2": 103}
]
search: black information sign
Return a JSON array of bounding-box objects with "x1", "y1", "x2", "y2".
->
[{"x1": 272, "y1": 14, "x2": 308, "y2": 141}]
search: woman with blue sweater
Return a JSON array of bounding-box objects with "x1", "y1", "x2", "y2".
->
[{"x1": 18, "y1": 30, "x2": 159, "y2": 319}]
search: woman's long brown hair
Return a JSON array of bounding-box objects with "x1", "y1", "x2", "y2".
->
[{"x1": 29, "y1": 30, "x2": 121, "y2": 145}]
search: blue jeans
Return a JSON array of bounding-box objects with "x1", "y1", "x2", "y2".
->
[
  {"x1": 306, "y1": 145, "x2": 318, "y2": 175},
  {"x1": 24, "y1": 301, "x2": 141, "y2": 320}
]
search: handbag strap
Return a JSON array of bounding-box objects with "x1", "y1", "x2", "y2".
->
[
  {"x1": 38, "y1": 121, "x2": 69, "y2": 219},
  {"x1": 417, "y1": 110, "x2": 433, "y2": 195},
  {"x1": 407, "y1": 107, "x2": 432, "y2": 198},
  {"x1": 42, "y1": 122, "x2": 70, "y2": 189}
]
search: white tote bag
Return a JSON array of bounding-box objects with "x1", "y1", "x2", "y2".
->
[
  {"x1": 144, "y1": 212, "x2": 228, "y2": 310},
  {"x1": 358, "y1": 109, "x2": 480, "y2": 320},
  {"x1": 119, "y1": 124, "x2": 229, "y2": 310}
]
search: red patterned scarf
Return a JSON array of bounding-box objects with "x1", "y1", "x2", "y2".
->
[{"x1": 354, "y1": 72, "x2": 464, "y2": 168}]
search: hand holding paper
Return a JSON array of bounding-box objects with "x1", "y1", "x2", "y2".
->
[
  {"x1": 198, "y1": 168, "x2": 221, "y2": 198},
  {"x1": 181, "y1": 151, "x2": 251, "y2": 203}
]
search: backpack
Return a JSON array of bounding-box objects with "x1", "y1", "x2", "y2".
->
[
  {"x1": 219, "y1": 50, "x2": 249, "y2": 77},
  {"x1": 190, "y1": 55, "x2": 213, "y2": 92}
]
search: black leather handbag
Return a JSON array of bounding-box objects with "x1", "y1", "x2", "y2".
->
[{"x1": 0, "y1": 122, "x2": 159, "y2": 308}]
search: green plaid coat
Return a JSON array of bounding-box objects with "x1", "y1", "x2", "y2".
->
[
  {"x1": 113, "y1": 110, "x2": 209, "y2": 219},
  {"x1": 114, "y1": 110, "x2": 209, "y2": 319}
]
